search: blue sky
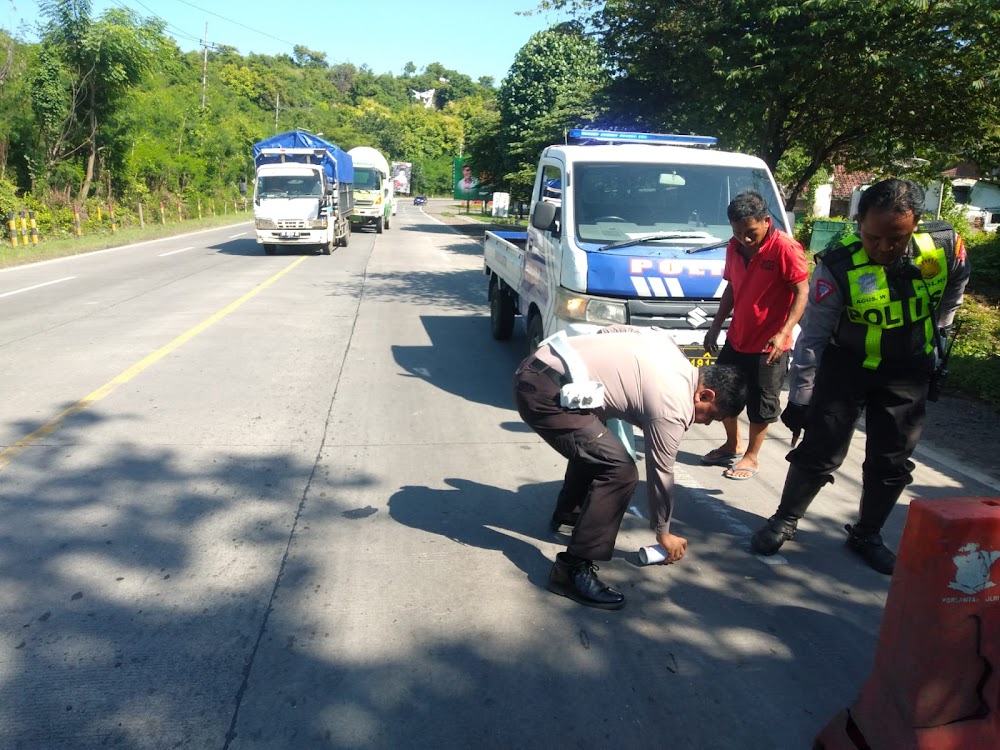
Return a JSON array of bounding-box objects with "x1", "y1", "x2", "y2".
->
[{"x1": 4, "y1": 0, "x2": 573, "y2": 84}]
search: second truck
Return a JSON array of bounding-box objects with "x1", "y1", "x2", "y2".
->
[{"x1": 348, "y1": 146, "x2": 394, "y2": 234}]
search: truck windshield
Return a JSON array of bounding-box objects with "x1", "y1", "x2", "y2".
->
[
  {"x1": 573, "y1": 162, "x2": 784, "y2": 244},
  {"x1": 353, "y1": 168, "x2": 381, "y2": 190},
  {"x1": 256, "y1": 175, "x2": 322, "y2": 198}
]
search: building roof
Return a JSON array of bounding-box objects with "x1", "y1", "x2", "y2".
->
[{"x1": 831, "y1": 164, "x2": 877, "y2": 200}]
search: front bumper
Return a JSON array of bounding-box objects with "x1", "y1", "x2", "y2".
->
[{"x1": 256, "y1": 229, "x2": 328, "y2": 245}]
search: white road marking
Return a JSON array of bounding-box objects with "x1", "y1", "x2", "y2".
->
[
  {"x1": 0, "y1": 276, "x2": 76, "y2": 299},
  {"x1": 228, "y1": 232, "x2": 247, "y2": 238},
  {"x1": 158, "y1": 246, "x2": 194, "y2": 257}
]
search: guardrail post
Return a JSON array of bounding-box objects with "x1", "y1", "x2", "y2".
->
[
  {"x1": 29, "y1": 210, "x2": 38, "y2": 244},
  {"x1": 159, "y1": 201, "x2": 165, "y2": 225},
  {"x1": 73, "y1": 206, "x2": 82, "y2": 237},
  {"x1": 109, "y1": 202, "x2": 116, "y2": 233},
  {"x1": 7, "y1": 211, "x2": 18, "y2": 246},
  {"x1": 138, "y1": 202, "x2": 145, "y2": 229}
]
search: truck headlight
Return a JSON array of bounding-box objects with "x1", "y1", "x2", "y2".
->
[
  {"x1": 555, "y1": 288, "x2": 627, "y2": 325},
  {"x1": 309, "y1": 218, "x2": 328, "y2": 229},
  {"x1": 256, "y1": 219, "x2": 276, "y2": 229}
]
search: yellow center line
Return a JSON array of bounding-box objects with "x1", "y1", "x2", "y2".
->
[{"x1": 0, "y1": 256, "x2": 309, "y2": 471}]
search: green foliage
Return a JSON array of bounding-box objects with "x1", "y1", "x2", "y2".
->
[
  {"x1": 965, "y1": 232, "x2": 1000, "y2": 295},
  {"x1": 492, "y1": 23, "x2": 607, "y2": 199},
  {"x1": 587, "y1": 0, "x2": 1000, "y2": 209},
  {"x1": 948, "y1": 297, "x2": 1000, "y2": 407}
]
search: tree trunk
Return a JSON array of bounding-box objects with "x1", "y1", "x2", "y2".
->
[{"x1": 76, "y1": 85, "x2": 98, "y2": 204}]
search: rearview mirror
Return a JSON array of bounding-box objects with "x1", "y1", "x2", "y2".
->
[
  {"x1": 531, "y1": 200, "x2": 558, "y2": 231},
  {"x1": 659, "y1": 172, "x2": 686, "y2": 186}
]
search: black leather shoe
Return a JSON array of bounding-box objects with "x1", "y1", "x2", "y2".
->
[
  {"x1": 845, "y1": 525, "x2": 896, "y2": 575},
  {"x1": 548, "y1": 553, "x2": 625, "y2": 610},
  {"x1": 548, "y1": 511, "x2": 580, "y2": 533},
  {"x1": 750, "y1": 514, "x2": 798, "y2": 555}
]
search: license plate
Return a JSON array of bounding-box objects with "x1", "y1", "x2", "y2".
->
[
  {"x1": 681, "y1": 347, "x2": 715, "y2": 367},
  {"x1": 279, "y1": 231, "x2": 298, "y2": 238}
]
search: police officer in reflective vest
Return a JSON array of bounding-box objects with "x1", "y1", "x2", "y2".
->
[{"x1": 751, "y1": 178, "x2": 970, "y2": 574}]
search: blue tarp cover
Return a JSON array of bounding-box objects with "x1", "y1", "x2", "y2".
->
[{"x1": 253, "y1": 130, "x2": 354, "y2": 185}]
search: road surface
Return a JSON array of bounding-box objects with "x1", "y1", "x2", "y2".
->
[{"x1": 0, "y1": 201, "x2": 995, "y2": 749}]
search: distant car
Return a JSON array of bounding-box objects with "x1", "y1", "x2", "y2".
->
[{"x1": 413, "y1": 195, "x2": 428, "y2": 206}]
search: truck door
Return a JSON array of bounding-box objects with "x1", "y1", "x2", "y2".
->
[{"x1": 525, "y1": 161, "x2": 563, "y2": 337}]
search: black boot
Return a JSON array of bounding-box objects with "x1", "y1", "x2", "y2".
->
[
  {"x1": 548, "y1": 511, "x2": 580, "y2": 533},
  {"x1": 844, "y1": 525, "x2": 896, "y2": 574},
  {"x1": 751, "y1": 465, "x2": 832, "y2": 555},
  {"x1": 844, "y1": 481, "x2": 906, "y2": 574},
  {"x1": 548, "y1": 552, "x2": 625, "y2": 610}
]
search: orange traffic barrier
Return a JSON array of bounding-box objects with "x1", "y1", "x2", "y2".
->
[{"x1": 815, "y1": 497, "x2": 1000, "y2": 750}]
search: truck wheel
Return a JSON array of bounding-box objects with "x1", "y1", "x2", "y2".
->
[
  {"x1": 264, "y1": 244, "x2": 276, "y2": 255},
  {"x1": 339, "y1": 229, "x2": 350, "y2": 247},
  {"x1": 489, "y1": 278, "x2": 515, "y2": 340},
  {"x1": 526, "y1": 313, "x2": 545, "y2": 354},
  {"x1": 376, "y1": 217, "x2": 383, "y2": 234}
]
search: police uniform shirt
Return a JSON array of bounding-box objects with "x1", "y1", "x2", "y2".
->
[
  {"x1": 531, "y1": 325, "x2": 699, "y2": 535},
  {"x1": 788, "y1": 221, "x2": 970, "y2": 406}
]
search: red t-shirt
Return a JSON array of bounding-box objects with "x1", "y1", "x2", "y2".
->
[{"x1": 724, "y1": 229, "x2": 808, "y2": 354}]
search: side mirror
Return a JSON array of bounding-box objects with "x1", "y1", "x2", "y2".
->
[{"x1": 531, "y1": 201, "x2": 558, "y2": 231}]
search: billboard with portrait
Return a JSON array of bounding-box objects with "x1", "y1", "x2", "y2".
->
[
  {"x1": 391, "y1": 161, "x2": 412, "y2": 195},
  {"x1": 453, "y1": 157, "x2": 490, "y2": 200}
]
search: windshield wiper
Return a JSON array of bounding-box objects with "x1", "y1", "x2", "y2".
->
[
  {"x1": 685, "y1": 240, "x2": 730, "y2": 254},
  {"x1": 598, "y1": 231, "x2": 719, "y2": 252}
]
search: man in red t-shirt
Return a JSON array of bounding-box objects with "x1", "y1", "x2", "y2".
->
[{"x1": 702, "y1": 191, "x2": 809, "y2": 479}]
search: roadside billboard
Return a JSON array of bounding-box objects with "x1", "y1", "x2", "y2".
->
[
  {"x1": 453, "y1": 157, "x2": 490, "y2": 200},
  {"x1": 391, "y1": 161, "x2": 412, "y2": 195}
]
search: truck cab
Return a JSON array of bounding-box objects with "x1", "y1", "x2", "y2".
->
[
  {"x1": 485, "y1": 129, "x2": 792, "y2": 363},
  {"x1": 348, "y1": 146, "x2": 394, "y2": 233}
]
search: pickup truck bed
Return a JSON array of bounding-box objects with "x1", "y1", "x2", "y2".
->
[{"x1": 483, "y1": 230, "x2": 528, "y2": 340}]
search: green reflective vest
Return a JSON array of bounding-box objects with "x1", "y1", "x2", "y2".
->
[{"x1": 829, "y1": 231, "x2": 949, "y2": 370}]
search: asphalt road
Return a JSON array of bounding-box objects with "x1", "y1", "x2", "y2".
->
[{"x1": 0, "y1": 203, "x2": 996, "y2": 749}]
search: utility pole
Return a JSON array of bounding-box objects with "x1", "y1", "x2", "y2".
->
[
  {"x1": 275, "y1": 92, "x2": 280, "y2": 132},
  {"x1": 201, "y1": 23, "x2": 208, "y2": 109}
]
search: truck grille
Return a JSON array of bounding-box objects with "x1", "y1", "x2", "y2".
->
[
  {"x1": 627, "y1": 300, "x2": 729, "y2": 330},
  {"x1": 276, "y1": 219, "x2": 307, "y2": 229}
]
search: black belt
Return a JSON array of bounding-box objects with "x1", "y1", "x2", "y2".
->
[{"x1": 526, "y1": 357, "x2": 568, "y2": 387}]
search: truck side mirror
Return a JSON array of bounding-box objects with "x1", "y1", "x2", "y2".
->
[{"x1": 531, "y1": 201, "x2": 558, "y2": 232}]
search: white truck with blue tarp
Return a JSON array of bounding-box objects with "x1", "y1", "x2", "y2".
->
[
  {"x1": 252, "y1": 130, "x2": 354, "y2": 255},
  {"x1": 483, "y1": 128, "x2": 794, "y2": 364}
]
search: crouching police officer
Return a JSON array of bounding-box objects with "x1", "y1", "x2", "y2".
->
[{"x1": 751, "y1": 178, "x2": 970, "y2": 574}]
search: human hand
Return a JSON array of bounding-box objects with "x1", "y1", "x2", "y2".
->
[
  {"x1": 655, "y1": 532, "x2": 688, "y2": 563},
  {"x1": 764, "y1": 334, "x2": 784, "y2": 365},
  {"x1": 781, "y1": 402, "x2": 810, "y2": 447},
  {"x1": 704, "y1": 327, "x2": 720, "y2": 356}
]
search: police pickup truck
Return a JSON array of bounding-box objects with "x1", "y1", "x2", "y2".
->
[{"x1": 483, "y1": 129, "x2": 793, "y2": 363}]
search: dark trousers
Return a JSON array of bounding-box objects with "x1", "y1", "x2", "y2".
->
[
  {"x1": 790, "y1": 344, "x2": 930, "y2": 527},
  {"x1": 513, "y1": 359, "x2": 638, "y2": 561}
]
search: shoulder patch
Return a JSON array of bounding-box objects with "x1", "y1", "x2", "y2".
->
[{"x1": 815, "y1": 278, "x2": 836, "y2": 302}]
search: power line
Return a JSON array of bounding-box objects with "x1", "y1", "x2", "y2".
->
[{"x1": 170, "y1": 0, "x2": 297, "y2": 48}]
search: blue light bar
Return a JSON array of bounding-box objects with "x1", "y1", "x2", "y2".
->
[{"x1": 568, "y1": 129, "x2": 717, "y2": 147}]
